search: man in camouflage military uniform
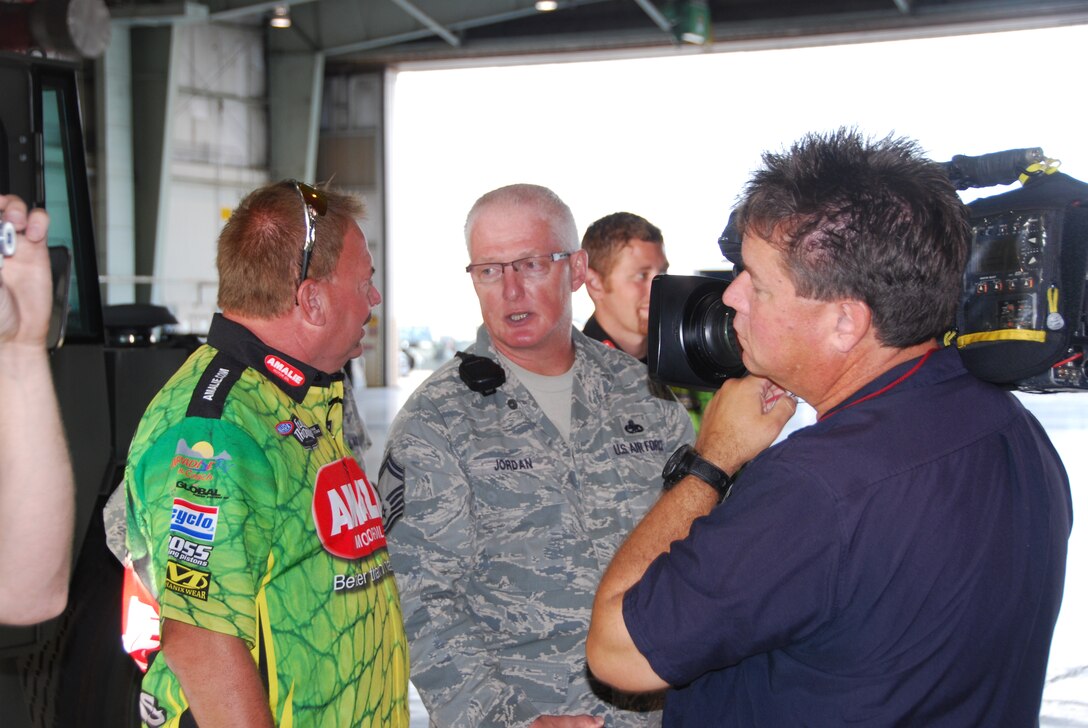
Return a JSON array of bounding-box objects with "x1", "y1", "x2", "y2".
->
[{"x1": 379, "y1": 184, "x2": 693, "y2": 727}]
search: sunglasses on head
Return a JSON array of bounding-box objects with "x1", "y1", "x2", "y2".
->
[{"x1": 293, "y1": 180, "x2": 328, "y2": 288}]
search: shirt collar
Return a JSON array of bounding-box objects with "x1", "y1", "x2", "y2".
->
[
  {"x1": 207, "y1": 313, "x2": 342, "y2": 403},
  {"x1": 582, "y1": 315, "x2": 646, "y2": 364},
  {"x1": 819, "y1": 346, "x2": 964, "y2": 421}
]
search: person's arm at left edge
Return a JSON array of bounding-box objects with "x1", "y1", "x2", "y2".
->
[
  {"x1": 587, "y1": 375, "x2": 796, "y2": 691},
  {"x1": 0, "y1": 195, "x2": 75, "y2": 625}
]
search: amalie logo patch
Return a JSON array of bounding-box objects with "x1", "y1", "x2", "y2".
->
[
  {"x1": 264, "y1": 355, "x2": 305, "y2": 387},
  {"x1": 312, "y1": 458, "x2": 387, "y2": 559}
]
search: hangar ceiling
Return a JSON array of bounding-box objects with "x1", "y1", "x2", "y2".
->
[{"x1": 108, "y1": 0, "x2": 1088, "y2": 66}]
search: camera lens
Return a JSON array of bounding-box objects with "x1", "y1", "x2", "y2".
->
[
  {"x1": 683, "y1": 290, "x2": 746, "y2": 380},
  {"x1": 648, "y1": 273, "x2": 748, "y2": 390}
]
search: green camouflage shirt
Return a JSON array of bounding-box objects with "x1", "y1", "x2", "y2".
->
[{"x1": 125, "y1": 314, "x2": 409, "y2": 727}]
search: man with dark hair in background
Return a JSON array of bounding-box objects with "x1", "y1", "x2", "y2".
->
[
  {"x1": 380, "y1": 184, "x2": 692, "y2": 727},
  {"x1": 122, "y1": 181, "x2": 408, "y2": 727},
  {"x1": 581, "y1": 212, "x2": 712, "y2": 427},
  {"x1": 581, "y1": 212, "x2": 667, "y2": 362},
  {"x1": 588, "y1": 128, "x2": 1071, "y2": 725}
]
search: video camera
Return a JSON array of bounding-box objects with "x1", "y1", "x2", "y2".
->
[
  {"x1": 647, "y1": 244, "x2": 743, "y2": 392},
  {"x1": 649, "y1": 148, "x2": 1088, "y2": 394}
]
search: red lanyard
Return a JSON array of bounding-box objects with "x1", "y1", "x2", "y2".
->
[{"x1": 818, "y1": 348, "x2": 938, "y2": 422}]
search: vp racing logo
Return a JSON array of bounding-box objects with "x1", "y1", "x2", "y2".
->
[{"x1": 312, "y1": 458, "x2": 387, "y2": 559}]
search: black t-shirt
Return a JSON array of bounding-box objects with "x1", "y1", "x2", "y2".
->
[{"x1": 582, "y1": 315, "x2": 645, "y2": 364}]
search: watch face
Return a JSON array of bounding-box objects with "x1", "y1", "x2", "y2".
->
[{"x1": 662, "y1": 444, "x2": 694, "y2": 487}]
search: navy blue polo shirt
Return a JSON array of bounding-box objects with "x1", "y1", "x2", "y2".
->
[{"x1": 623, "y1": 347, "x2": 1072, "y2": 726}]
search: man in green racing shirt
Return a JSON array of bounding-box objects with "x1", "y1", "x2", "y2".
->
[{"x1": 122, "y1": 181, "x2": 408, "y2": 727}]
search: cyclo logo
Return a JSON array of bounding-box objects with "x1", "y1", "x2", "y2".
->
[
  {"x1": 170, "y1": 499, "x2": 218, "y2": 541},
  {"x1": 312, "y1": 458, "x2": 387, "y2": 559}
]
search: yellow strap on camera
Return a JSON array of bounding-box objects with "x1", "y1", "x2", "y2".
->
[
  {"x1": 1019, "y1": 157, "x2": 1062, "y2": 185},
  {"x1": 957, "y1": 329, "x2": 1047, "y2": 346}
]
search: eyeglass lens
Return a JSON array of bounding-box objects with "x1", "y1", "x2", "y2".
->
[{"x1": 466, "y1": 253, "x2": 570, "y2": 283}]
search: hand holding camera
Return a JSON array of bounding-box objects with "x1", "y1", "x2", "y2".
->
[
  {"x1": 694, "y1": 375, "x2": 798, "y2": 479},
  {"x1": 0, "y1": 194, "x2": 53, "y2": 347}
]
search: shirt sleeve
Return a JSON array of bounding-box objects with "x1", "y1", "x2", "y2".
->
[
  {"x1": 128, "y1": 417, "x2": 278, "y2": 647},
  {"x1": 377, "y1": 393, "x2": 543, "y2": 728},
  {"x1": 623, "y1": 455, "x2": 840, "y2": 687}
]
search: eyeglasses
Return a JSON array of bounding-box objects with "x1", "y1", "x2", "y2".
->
[
  {"x1": 465, "y1": 252, "x2": 573, "y2": 284},
  {"x1": 293, "y1": 180, "x2": 328, "y2": 287}
]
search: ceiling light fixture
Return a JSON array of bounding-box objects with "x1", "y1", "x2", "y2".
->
[
  {"x1": 535, "y1": 1, "x2": 559, "y2": 11},
  {"x1": 270, "y1": 4, "x2": 291, "y2": 29}
]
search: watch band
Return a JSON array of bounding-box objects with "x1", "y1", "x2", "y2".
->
[{"x1": 662, "y1": 444, "x2": 733, "y2": 501}]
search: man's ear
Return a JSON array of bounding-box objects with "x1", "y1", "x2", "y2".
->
[
  {"x1": 831, "y1": 299, "x2": 872, "y2": 353},
  {"x1": 296, "y1": 279, "x2": 327, "y2": 326},
  {"x1": 587, "y1": 265, "x2": 604, "y2": 293},
  {"x1": 570, "y1": 249, "x2": 589, "y2": 293}
]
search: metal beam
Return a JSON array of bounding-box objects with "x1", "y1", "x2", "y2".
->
[
  {"x1": 268, "y1": 50, "x2": 325, "y2": 182},
  {"x1": 389, "y1": 0, "x2": 461, "y2": 47},
  {"x1": 130, "y1": 24, "x2": 176, "y2": 301},
  {"x1": 207, "y1": 0, "x2": 321, "y2": 22},
  {"x1": 323, "y1": 0, "x2": 617, "y2": 58},
  {"x1": 110, "y1": 1, "x2": 208, "y2": 26},
  {"x1": 110, "y1": 0, "x2": 317, "y2": 25},
  {"x1": 632, "y1": 0, "x2": 674, "y2": 35},
  {"x1": 113, "y1": 0, "x2": 1088, "y2": 62}
]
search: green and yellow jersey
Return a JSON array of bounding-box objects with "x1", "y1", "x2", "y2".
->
[{"x1": 124, "y1": 314, "x2": 408, "y2": 727}]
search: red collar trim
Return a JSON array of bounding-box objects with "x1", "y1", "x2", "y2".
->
[{"x1": 818, "y1": 347, "x2": 939, "y2": 422}]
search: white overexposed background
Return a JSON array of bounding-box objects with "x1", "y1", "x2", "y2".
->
[
  {"x1": 386, "y1": 23, "x2": 1088, "y2": 725},
  {"x1": 389, "y1": 25, "x2": 1088, "y2": 342}
]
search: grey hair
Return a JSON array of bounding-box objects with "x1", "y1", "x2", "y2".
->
[{"x1": 464, "y1": 183, "x2": 579, "y2": 252}]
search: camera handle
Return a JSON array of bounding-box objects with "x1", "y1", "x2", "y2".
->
[{"x1": 942, "y1": 148, "x2": 1048, "y2": 190}]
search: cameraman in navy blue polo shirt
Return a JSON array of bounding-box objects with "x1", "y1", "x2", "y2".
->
[{"x1": 587, "y1": 128, "x2": 1072, "y2": 726}]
